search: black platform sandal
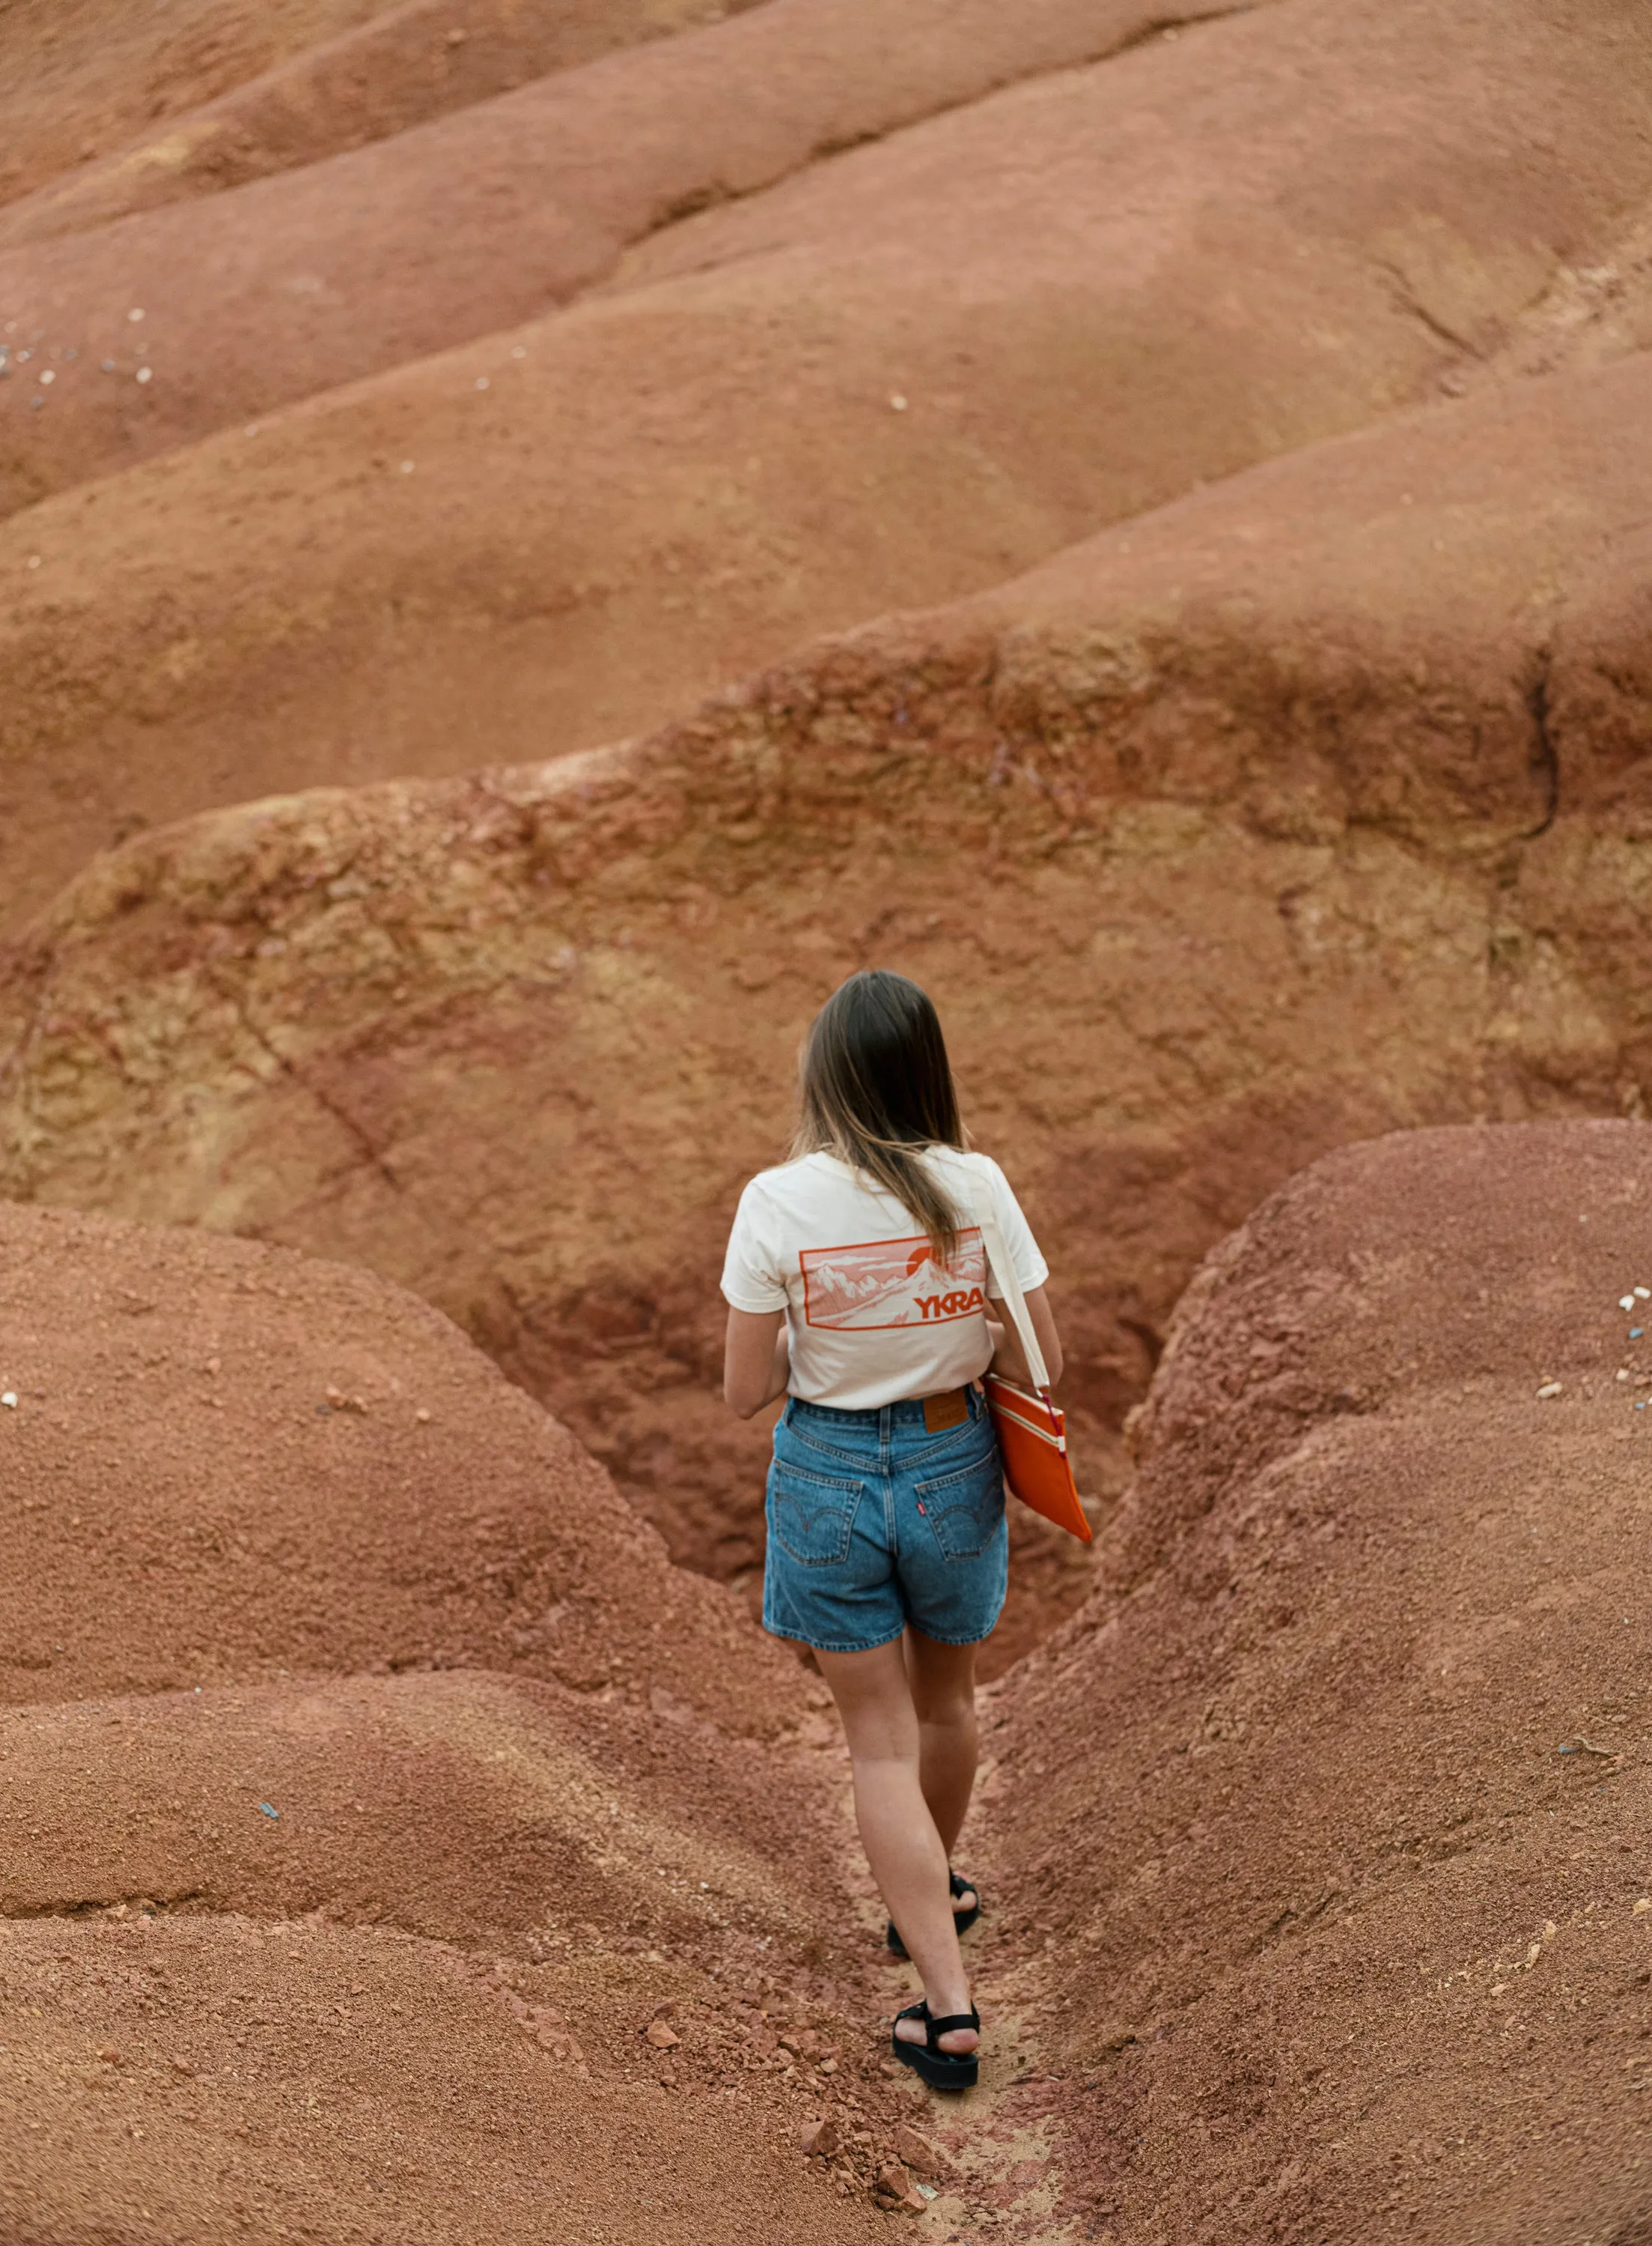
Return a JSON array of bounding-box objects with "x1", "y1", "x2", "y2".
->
[
  {"x1": 886, "y1": 1869, "x2": 981, "y2": 1959},
  {"x1": 891, "y1": 2000, "x2": 980, "y2": 2092}
]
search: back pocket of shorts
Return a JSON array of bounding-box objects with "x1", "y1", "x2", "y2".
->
[
  {"x1": 914, "y1": 1448, "x2": 1005, "y2": 1561},
  {"x1": 768, "y1": 1464, "x2": 862, "y2": 1567}
]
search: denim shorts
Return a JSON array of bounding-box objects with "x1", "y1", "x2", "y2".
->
[{"x1": 762, "y1": 1388, "x2": 1008, "y2": 1653}]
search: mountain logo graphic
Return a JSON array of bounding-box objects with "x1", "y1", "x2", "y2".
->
[{"x1": 800, "y1": 1228, "x2": 986, "y2": 1329}]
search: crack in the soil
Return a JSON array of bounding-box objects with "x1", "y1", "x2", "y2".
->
[
  {"x1": 1106, "y1": 4, "x2": 1268, "y2": 62},
  {"x1": 213, "y1": 976, "x2": 404, "y2": 1195},
  {"x1": 1373, "y1": 259, "x2": 1485, "y2": 359},
  {"x1": 1522, "y1": 646, "x2": 1560, "y2": 839},
  {"x1": 3, "y1": 1890, "x2": 207, "y2": 1921}
]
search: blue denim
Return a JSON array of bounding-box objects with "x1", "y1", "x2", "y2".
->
[{"x1": 762, "y1": 1388, "x2": 1008, "y2": 1653}]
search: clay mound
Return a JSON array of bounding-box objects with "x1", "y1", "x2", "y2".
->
[
  {"x1": 4, "y1": 350, "x2": 1650, "y2": 1663},
  {"x1": 5, "y1": 4, "x2": 1652, "y2": 919},
  {"x1": 0, "y1": 1912, "x2": 890, "y2": 2245},
  {"x1": 0, "y1": 1199, "x2": 798, "y2": 1735},
  {"x1": 0, "y1": 1670, "x2": 853, "y2": 1954},
  {"x1": 984, "y1": 1119, "x2": 1652, "y2": 2242},
  {"x1": 0, "y1": 0, "x2": 400, "y2": 212},
  {"x1": 0, "y1": 1205, "x2": 938, "y2": 2237},
  {"x1": 0, "y1": 0, "x2": 1282, "y2": 509},
  {"x1": 1, "y1": 0, "x2": 766, "y2": 250}
]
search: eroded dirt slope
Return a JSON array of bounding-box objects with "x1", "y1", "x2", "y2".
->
[
  {"x1": 981, "y1": 1120, "x2": 1652, "y2": 2243},
  {"x1": 0, "y1": 1911, "x2": 879, "y2": 2246},
  {"x1": 4, "y1": 351, "x2": 1649, "y2": 1666},
  {"x1": 0, "y1": 0, "x2": 767, "y2": 249},
  {"x1": 4, "y1": 0, "x2": 1651, "y2": 919},
  {"x1": 0, "y1": 1201, "x2": 960, "y2": 2239},
  {"x1": 0, "y1": 1890, "x2": 928, "y2": 2243},
  {"x1": 0, "y1": 0, "x2": 402, "y2": 210},
  {"x1": 0, "y1": 1199, "x2": 793, "y2": 1732},
  {"x1": 0, "y1": 1670, "x2": 846, "y2": 1955},
  {"x1": 0, "y1": 0, "x2": 1281, "y2": 508}
]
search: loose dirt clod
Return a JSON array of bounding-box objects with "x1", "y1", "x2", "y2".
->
[{"x1": 891, "y1": 2125, "x2": 951, "y2": 2177}]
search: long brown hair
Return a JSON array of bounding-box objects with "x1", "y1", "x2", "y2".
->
[{"x1": 791, "y1": 970, "x2": 966, "y2": 1262}]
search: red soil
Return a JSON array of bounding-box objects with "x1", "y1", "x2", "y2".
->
[
  {"x1": 0, "y1": 0, "x2": 401, "y2": 210},
  {"x1": 12, "y1": 1123, "x2": 1651, "y2": 2241},
  {"x1": 0, "y1": 1671, "x2": 846, "y2": 1952},
  {"x1": 4, "y1": 0, "x2": 1651, "y2": 921},
  {"x1": 987, "y1": 1120, "x2": 1652, "y2": 2240},
  {"x1": 0, "y1": 0, "x2": 1280, "y2": 506},
  {"x1": 0, "y1": 1199, "x2": 800, "y2": 1730},
  {"x1": 1, "y1": 1913, "x2": 894, "y2": 2245},
  {"x1": 0, "y1": 0, "x2": 766, "y2": 249},
  {"x1": 5, "y1": 349, "x2": 1649, "y2": 1666},
  {"x1": 0, "y1": 1199, "x2": 958, "y2": 2237},
  {"x1": 6, "y1": 1, "x2": 1652, "y2": 2233}
]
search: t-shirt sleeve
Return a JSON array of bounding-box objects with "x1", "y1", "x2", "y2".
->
[
  {"x1": 720, "y1": 1178, "x2": 791, "y2": 1312},
  {"x1": 977, "y1": 1157, "x2": 1050, "y2": 1299}
]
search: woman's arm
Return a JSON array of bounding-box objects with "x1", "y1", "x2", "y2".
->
[
  {"x1": 984, "y1": 1284, "x2": 1064, "y2": 1391},
  {"x1": 723, "y1": 1307, "x2": 790, "y2": 1419}
]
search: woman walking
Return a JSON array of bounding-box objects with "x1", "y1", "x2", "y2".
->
[{"x1": 720, "y1": 970, "x2": 1062, "y2": 2090}]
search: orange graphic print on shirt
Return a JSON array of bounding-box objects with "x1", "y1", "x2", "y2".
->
[{"x1": 799, "y1": 1228, "x2": 987, "y2": 1330}]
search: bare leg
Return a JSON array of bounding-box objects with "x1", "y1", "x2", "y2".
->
[
  {"x1": 906, "y1": 1628, "x2": 980, "y2": 1911},
  {"x1": 816, "y1": 1639, "x2": 978, "y2": 2056}
]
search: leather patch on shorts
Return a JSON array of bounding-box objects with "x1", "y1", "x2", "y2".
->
[{"x1": 923, "y1": 1388, "x2": 969, "y2": 1434}]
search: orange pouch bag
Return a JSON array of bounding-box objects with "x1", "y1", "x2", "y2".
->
[
  {"x1": 969, "y1": 1154, "x2": 1091, "y2": 1544},
  {"x1": 981, "y1": 1372, "x2": 1091, "y2": 1543}
]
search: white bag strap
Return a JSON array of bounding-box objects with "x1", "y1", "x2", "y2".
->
[{"x1": 964, "y1": 1152, "x2": 1051, "y2": 1396}]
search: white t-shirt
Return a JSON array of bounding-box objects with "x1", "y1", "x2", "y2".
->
[{"x1": 720, "y1": 1147, "x2": 1049, "y2": 1410}]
